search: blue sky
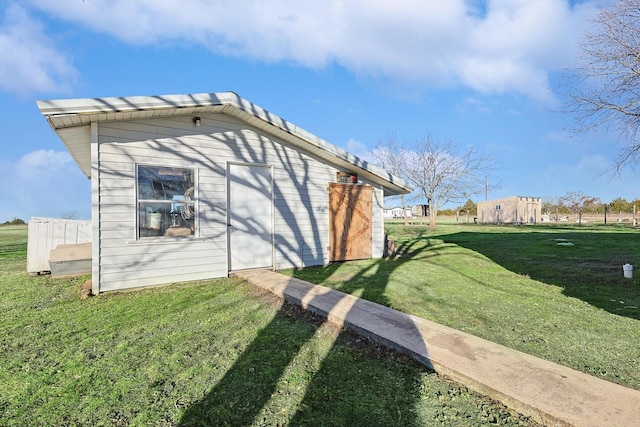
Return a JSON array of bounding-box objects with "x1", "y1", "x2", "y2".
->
[{"x1": 0, "y1": 0, "x2": 636, "y2": 222}]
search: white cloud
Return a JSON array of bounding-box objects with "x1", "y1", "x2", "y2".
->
[
  {"x1": 0, "y1": 150, "x2": 91, "y2": 222},
  {"x1": 23, "y1": 0, "x2": 601, "y2": 102},
  {"x1": 344, "y1": 138, "x2": 371, "y2": 161},
  {"x1": 0, "y1": 3, "x2": 78, "y2": 96}
]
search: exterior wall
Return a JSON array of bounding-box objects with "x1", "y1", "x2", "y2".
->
[
  {"x1": 94, "y1": 113, "x2": 383, "y2": 292},
  {"x1": 371, "y1": 186, "x2": 385, "y2": 258},
  {"x1": 27, "y1": 217, "x2": 92, "y2": 273},
  {"x1": 477, "y1": 196, "x2": 542, "y2": 224},
  {"x1": 412, "y1": 204, "x2": 429, "y2": 218}
]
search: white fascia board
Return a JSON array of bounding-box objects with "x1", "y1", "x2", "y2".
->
[{"x1": 36, "y1": 92, "x2": 238, "y2": 116}]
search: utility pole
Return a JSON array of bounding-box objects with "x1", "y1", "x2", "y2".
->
[{"x1": 485, "y1": 176, "x2": 488, "y2": 201}]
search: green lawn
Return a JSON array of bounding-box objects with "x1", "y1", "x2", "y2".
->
[
  {"x1": 285, "y1": 222, "x2": 640, "y2": 390},
  {"x1": 0, "y1": 225, "x2": 537, "y2": 426}
]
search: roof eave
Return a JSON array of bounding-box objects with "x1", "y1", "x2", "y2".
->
[{"x1": 37, "y1": 92, "x2": 413, "y2": 195}]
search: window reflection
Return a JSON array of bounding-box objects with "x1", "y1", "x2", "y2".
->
[{"x1": 137, "y1": 166, "x2": 196, "y2": 238}]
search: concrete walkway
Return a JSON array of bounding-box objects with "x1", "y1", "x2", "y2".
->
[{"x1": 234, "y1": 269, "x2": 640, "y2": 427}]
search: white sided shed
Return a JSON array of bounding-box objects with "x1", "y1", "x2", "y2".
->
[{"x1": 37, "y1": 92, "x2": 411, "y2": 294}]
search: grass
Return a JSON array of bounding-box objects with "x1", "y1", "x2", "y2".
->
[
  {"x1": 0, "y1": 225, "x2": 27, "y2": 258},
  {"x1": 0, "y1": 225, "x2": 537, "y2": 426},
  {"x1": 284, "y1": 222, "x2": 640, "y2": 390}
]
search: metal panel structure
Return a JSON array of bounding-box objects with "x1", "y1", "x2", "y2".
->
[{"x1": 27, "y1": 218, "x2": 92, "y2": 273}]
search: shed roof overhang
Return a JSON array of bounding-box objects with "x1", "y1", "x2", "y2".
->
[{"x1": 37, "y1": 92, "x2": 412, "y2": 196}]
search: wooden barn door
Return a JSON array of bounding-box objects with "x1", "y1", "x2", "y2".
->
[{"x1": 329, "y1": 183, "x2": 372, "y2": 262}]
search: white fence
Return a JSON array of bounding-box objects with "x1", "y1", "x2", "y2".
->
[
  {"x1": 541, "y1": 212, "x2": 637, "y2": 225},
  {"x1": 27, "y1": 217, "x2": 92, "y2": 274}
]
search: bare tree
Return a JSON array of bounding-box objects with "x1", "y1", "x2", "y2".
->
[
  {"x1": 374, "y1": 134, "x2": 498, "y2": 228},
  {"x1": 566, "y1": 0, "x2": 640, "y2": 170},
  {"x1": 61, "y1": 211, "x2": 78, "y2": 220},
  {"x1": 373, "y1": 134, "x2": 410, "y2": 226},
  {"x1": 406, "y1": 136, "x2": 498, "y2": 227},
  {"x1": 557, "y1": 191, "x2": 601, "y2": 224}
]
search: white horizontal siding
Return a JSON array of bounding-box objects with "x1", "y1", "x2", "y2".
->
[
  {"x1": 100, "y1": 249, "x2": 213, "y2": 274},
  {"x1": 95, "y1": 112, "x2": 382, "y2": 291},
  {"x1": 371, "y1": 186, "x2": 385, "y2": 258},
  {"x1": 272, "y1": 159, "x2": 334, "y2": 269},
  {"x1": 99, "y1": 268, "x2": 228, "y2": 292},
  {"x1": 99, "y1": 124, "x2": 335, "y2": 174}
]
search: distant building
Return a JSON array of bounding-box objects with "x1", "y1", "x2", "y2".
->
[
  {"x1": 412, "y1": 204, "x2": 430, "y2": 218},
  {"x1": 477, "y1": 196, "x2": 542, "y2": 224},
  {"x1": 383, "y1": 206, "x2": 412, "y2": 219}
]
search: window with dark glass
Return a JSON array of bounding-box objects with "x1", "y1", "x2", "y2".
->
[{"x1": 136, "y1": 165, "x2": 196, "y2": 238}]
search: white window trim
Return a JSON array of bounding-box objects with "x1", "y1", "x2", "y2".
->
[{"x1": 134, "y1": 163, "x2": 199, "y2": 241}]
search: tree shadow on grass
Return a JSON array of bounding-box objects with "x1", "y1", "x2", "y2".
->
[
  {"x1": 178, "y1": 239, "x2": 430, "y2": 426},
  {"x1": 287, "y1": 238, "x2": 432, "y2": 425},
  {"x1": 178, "y1": 303, "x2": 318, "y2": 426},
  {"x1": 436, "y1": 229, "x2": 640, "y2": 320}
]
